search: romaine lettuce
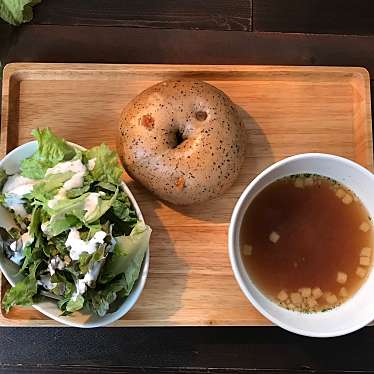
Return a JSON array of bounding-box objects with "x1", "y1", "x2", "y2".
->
[
  {"x1": 85, "y1": 144, "x2": 123, "y2": 185},
  {"x1": 2, "y1": 259, "x2": 41, "y2": 312},
  {"x1": 20, "y1": 128, "x2": 76, "y2": 179},
  {"x1": 100, "y1": 222, "x2": 151, "y2": 291}
]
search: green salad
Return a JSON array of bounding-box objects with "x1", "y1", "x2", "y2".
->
[{"x1": 0, "y1": 128, "x2": 151, "y2": 316}]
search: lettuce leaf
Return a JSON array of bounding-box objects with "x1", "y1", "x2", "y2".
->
[
  {"x1": 86, "y1": 222, "x2": 102, "y2": 239},
  {"x1": 96, "y1": 181, "x2": 117, "y2": 192},
  {"x1": 43, "y1": 194, "x2": 88, "y2": 237},
  {"x1": 0, "y1": 0, "x2": 42, "y2": 26},
  {"x1": 100, "y1": 191, "x2": 137, "y2": 236},
  {"x1": 78, "y1": 243, "x2": 106, "y2": 275},
  {"x1": 44, "y1": 215, "x2": 82, "y2": 239},
  {"x1": 43, "y1": 191, "x2": 117, "y2": 237},
  {"x1": 65, "y1": 184, "x2": 91, "y2": 199},
  {"x1": 85, "y1": 223, "x2": 150, "y2": 316},
  {"x1": 99, "y1": 222, "x2": 151, "y2": 291},
  {"x1": 112, "y1": 191, "x2": 137, "y2": 222},
  {"x1": 32, "y1": 172, "x2": 74, "y2": 204},
  {"x1": 2, "y1": 259, "x2": 41, "y2": 312},
  {"x1": 84, "y1": 190, "x2": 118, "y2": 224},
  {"x1": 65, "y1": 295, "x2": 84, "y2": 313},
  {"x1": 85, "y1": 144, "x2": 122, "y2": 185},
  {"x1": 86, "y1": 276, "x2": 127, "y2": 317},
  {"x1": 18, "y1": 206, "x2": 43, "y2": 273},
  {"x1": 20, "y1": 128, "x2": 76, "y2": 179}
]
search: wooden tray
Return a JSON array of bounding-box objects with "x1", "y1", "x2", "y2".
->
[{"x1": 0, "y1": 63, "x2": 372, "y2": 327}]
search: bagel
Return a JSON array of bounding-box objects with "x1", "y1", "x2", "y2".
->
[{"x1": 118, "y1": 80, "x2": 246, "y2": 205}]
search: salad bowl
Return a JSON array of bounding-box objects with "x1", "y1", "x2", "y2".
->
[{"x1": 0, "y1": 139, "x2": 150, "y2": 328}]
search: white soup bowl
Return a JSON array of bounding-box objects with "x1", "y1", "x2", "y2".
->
[{"x1": 229, "y1": 153, "x2": 374, "y2": 337}]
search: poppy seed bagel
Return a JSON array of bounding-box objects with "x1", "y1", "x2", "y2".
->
[{"x1": 117, "y1": 80, "x2": 246, "y2": 205}]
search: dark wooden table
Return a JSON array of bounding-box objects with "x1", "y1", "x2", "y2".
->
[{"x1": 1, "y1": 1, "x2": 374, "y2": 373}]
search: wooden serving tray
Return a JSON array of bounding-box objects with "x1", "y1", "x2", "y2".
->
[{"x1": 0, "y1": 63, "x2": 372, "y2": 327}]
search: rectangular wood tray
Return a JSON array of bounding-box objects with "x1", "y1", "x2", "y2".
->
[{"x1": 0, "y1": 63, "x2": 372, "y2": 326}]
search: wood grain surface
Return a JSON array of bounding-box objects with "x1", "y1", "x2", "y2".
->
[
  {"x1": 5, "y1": 26, "x2": 374, "y2": 79},
  {"x1": 1, "y1": 63, "x2": 372, "y2": 327},
  {"x1": 29, "y1": 0, "x2": 252, "y2": 31},
  {"x1": 253, "y1": 0, "x2": 374, "y2": 35},
  {"x1": 2, "y1": 1, "x2": 374, "y2": 373}
]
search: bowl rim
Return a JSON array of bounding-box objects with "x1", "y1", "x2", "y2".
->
[
  {"x1": 228, "y1": 152, "x2": 374, "y2": 337},
  {"x1": 0, "y1": 140, "x2": 150, "y2": 328}
]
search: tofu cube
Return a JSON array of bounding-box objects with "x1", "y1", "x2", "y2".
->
[
  {"x1": 336, "y1": 272, "x2": 347, "y2": 284},
  {"x1": 339, "y1": 287, "x2": 348, "y2": 298},
  {"x1": 342, "y1": 194, "x2": 353, "y2": 205},
  {"x1": 325, "y1": 293, "x2": 338, "y2": 305},
  {"x1": 361, "y1": 247, "x2": 371, "y2": 257},
  {"x1": 312, "y1": 287, "x2": 323, "y2": 299},
  {"x1": 359, "y1": 222, "x2": 371, "y2": 233},
  {"x1": 290, "y1": 292, "x2": 302, "y2": 306},
  {"x1": 336, "y1": 189, "x2": 345, "y2": 199},
  {"x1": 360, "y1": 256, "x2": 371, "y2": 266},
  {"x1": 306, "y1": 297, "x2": 318, "y2": 308},
  {"x1": 356, "y1": 267, "x2": 367, "y2": 278},
  {"x1": 277, "y1": 290, "x2": 288, "y2": 302},
  {"x1": 243, "y1": 244, "x2": 253, "y2": 256},
  {"x1": 269, "y1": 231, "x2": 280, "y2": 244},
  {"x1": 300, "y1": 287, "x2": 312, "y2": 298}
]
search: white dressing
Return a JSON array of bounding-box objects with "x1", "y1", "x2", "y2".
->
[
  {"x1": 65, "y1": 228, "x2": 107, "y2": 261},
  {"x1": 38, "y1": 275, "x2": 57, "y2": 290},
  {"x1": 40, "y1": 222, "x2": 48, "y2": 233},
  {"x1": 46, "y1": 159, "x2": 86, "y2": 175},
  {"x1": 71, "y1": 261, "x2": 103, "y2": 301},
  {"x1": 85, "y1": 261, "x2": 102, "y2": 286},
  {"x1": 9, "y1": 231, "x2": 34, "y2": 265},
  {"x1": 5, "y1": 195, "x2": 28, "y2": 218},
  {"x1": 9, "y1": 238, "x2": 23, "y2": 265},
  {"x1": 84, "y1": 193, "x2": 100, "y2": 218},
  {"x1": 87, "y1": 158, "x2": 96, "y2": 171},
  {"x1": 63, "y1": 171, "x2": 85, "y2": 191},
  {"x1": 47, "y1": 160, "x2": 87, "y2": 208},
  {"x1": 2, "y1": 175, "x2": 36, "y2": 196},
  {"x1": 47, "y1": 189, "x2": 66, "y2": 208},
  {"x1": 48, "y1": 256, "x2": 65, "y2": 276},
  {"x1": 2, "y1": 175, "x2": 37, "y2": 217}
]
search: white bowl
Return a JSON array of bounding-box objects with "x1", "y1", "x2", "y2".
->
[
  {"x1": 0, "y1": 141, "x2": 149, "y2": 328},
  {"x1": 229, "y1": 153, "x2": 374, "y2": 337}
]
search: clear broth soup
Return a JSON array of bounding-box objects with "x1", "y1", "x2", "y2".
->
[{"x1": 240, "y1": 174, "x2": 373, "y2": 312}]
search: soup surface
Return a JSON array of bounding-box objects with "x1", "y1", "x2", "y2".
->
[{"x1": 240, "y1": 174, "x2": 373, "y2": 312}]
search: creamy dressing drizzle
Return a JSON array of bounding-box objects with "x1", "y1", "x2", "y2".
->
[
  {"x1": 38, "y1": 275, "x2": 57, "y2": 290},
  {"x1": 65, "y1": 228, "x2": 107, "y2": 261},
  {"x1": 87, "y1": 158, "x2": 96, "y2": 171},
  {"x1": 71, "y1": 261, "x2": 103, "y2": 301},
  {"x1": 46, "y1": 159, "x2": 86, "y2": 175},
  {"x1": 83, "y1": 193, "x2": 100, "y2": 218},
  {"x1": 48, "y1": 256, "x2": 65, "y2": 276},
  {"x1": 47, "y1": 160, "x2": 87, "y2": 208},
  {"x1": 9, "y1": 231, "x2": 34, "y2": 265},
  {"x1": 2, "y1": 175, "x2": 37, "y2": 218}
]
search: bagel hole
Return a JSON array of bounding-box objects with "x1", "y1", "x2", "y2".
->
[{"x1": 172, "y1": 129, "x2": 186, "y2": 148}]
